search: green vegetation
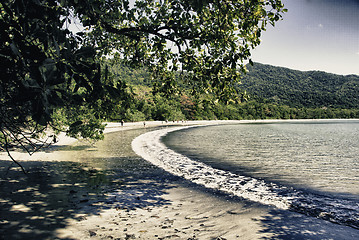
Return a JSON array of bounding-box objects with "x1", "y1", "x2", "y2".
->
[
  {"x1": 107, "y1": 61, "x2": 359, "y2": 122},
  {"x1": 3, "y1": 0, "x2": 357, "y2": 171},
  {"x1": 242, "y1": 62, "x2": 359, "y2": 109},
  {"x1": 0, "y1": 0, "x2": 286, "y2": 163}
]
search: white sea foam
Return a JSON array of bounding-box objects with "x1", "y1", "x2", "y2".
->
[
  {"x1": 132, "y1": 126, "x2": 293, "y2": 209},
  {"x1": 132, "y1": 126, "x2": 359, "y2": 229}
]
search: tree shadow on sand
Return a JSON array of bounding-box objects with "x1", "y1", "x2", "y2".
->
[
  {"x1": 255, "y1": 208, "x2": 359, "y2": 240},
  {"x1": 0, "y1": 156, "x2": 178, "y2": 240}
]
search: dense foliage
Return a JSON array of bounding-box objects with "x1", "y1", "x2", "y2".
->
[
  {"x1": 241, "y1": 62, "x2": 359, "y2": 109},
  {"x1": 0, "y1": 0, "x2": 286, "y2": 163},
  {"x1": 108, "y1": 61, "x2": 359, "y2": 122}
]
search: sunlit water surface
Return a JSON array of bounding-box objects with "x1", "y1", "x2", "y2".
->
[{"x1": 163, "y1": 120, "x2": 359, "y2": 200}]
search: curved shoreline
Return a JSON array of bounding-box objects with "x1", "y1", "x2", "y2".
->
[
  {"x1": 132, "y1": 124, "x2": 359, "y2": 229},
  {"x1": 2, "y1": 119, "x2": 357, "y2": 161},
  {"x1": 1, "y1": 119, "x2": 359, "y2": 239},
  {"x1": 132, "y1": 126, "x2": 291, "y2": 209}
]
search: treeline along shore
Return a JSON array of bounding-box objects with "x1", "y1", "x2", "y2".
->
[{"x1": 106, "y1": 60, "x2": 359, "y2": 122}]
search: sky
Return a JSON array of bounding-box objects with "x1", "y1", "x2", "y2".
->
[{"x1": 251, "y1": 0, "x2": 359, "y2": 75}]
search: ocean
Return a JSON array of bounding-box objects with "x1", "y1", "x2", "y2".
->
[{"x1": 132, "y1": 120, "x2": 359, "y2": 229}]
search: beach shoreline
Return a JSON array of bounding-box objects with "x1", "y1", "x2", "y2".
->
[{"x1": 1, "y1": 120, "x2": 359, "y2": 239}]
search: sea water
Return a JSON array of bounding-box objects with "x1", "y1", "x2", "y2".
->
[
  {"x1": 132, "y1": 120, "x2": 359, "y2": 229},
  {"x1": 163, "y1": 120, "x2": 359, "y2": 199}
]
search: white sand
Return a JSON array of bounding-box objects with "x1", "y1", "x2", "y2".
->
[{"x1": 1, "y1": 120, "x2": 358, "y2": 240}]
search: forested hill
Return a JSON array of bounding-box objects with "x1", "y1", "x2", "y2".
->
[
  {"x1": 241, "y1": 62, "x2": 359, "y2": 109},
  {"x1": 103, "y1": 60, "x2": 359, "y2": 121}
]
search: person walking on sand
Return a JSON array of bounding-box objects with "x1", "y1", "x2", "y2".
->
[{"x1": 143, "y1": 121, "x2": 146, "y2": 127}]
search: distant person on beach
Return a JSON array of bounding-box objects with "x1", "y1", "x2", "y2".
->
[
  {"x1": 121, "y1": 120, "x2": 124, "y2": 126},
  {"x1": 143, "y1": 122, "x2": 146, "y2": 127}
]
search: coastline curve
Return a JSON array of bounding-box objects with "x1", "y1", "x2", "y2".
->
[{"x1": 131, "y1": 125, "x2": 359, "y2": 229}]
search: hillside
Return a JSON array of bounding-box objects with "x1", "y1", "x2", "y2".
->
[
  {"x1": 103, "y1": 60, "x2": 359, "y2": 121},
  {"x1": 241, "y1": 62, "x2": 359, "y2": 109}
]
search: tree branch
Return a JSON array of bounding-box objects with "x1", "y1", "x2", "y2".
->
[{"x1": 1, "y1": 129, "x2": 27, "y2": 174}]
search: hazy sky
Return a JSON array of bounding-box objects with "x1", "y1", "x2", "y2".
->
[{"x1": 251, "y1": 0, "x2": 359, "y2": 75}]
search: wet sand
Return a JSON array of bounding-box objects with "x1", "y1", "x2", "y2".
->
[{"x1": 1, "y1": 121, "x2": 358, "y2": 239}]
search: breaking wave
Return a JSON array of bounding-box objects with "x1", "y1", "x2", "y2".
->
[{"x1": 132, "y1": 126, "x2": 359, "y2": 229}]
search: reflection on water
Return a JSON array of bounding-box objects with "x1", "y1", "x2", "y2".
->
[{"x1": 163, "y1": 120, "x2": 359, "y2": 199}]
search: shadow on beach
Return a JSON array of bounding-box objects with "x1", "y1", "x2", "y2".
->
[
  {"x1": 1, "y1": 125, "x2": 358, "y2": 240},
  {"x1": 0, "y1": 158, "x2": 180, "y2": 240},
  {"x1": 256, "y1": 209, "x2": 359, "y2": 240},
  {"x1": 0, "y1": 128, "x2": 178, "y2": 240}
]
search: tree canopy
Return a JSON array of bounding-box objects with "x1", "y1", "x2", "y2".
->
[{"x1": 0, "y1": 0, "x2": 286, "y2": 165}]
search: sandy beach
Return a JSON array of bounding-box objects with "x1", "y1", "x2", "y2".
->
[{"x1": 1, "y1": 120, "x2": 358, "y2": 240}]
